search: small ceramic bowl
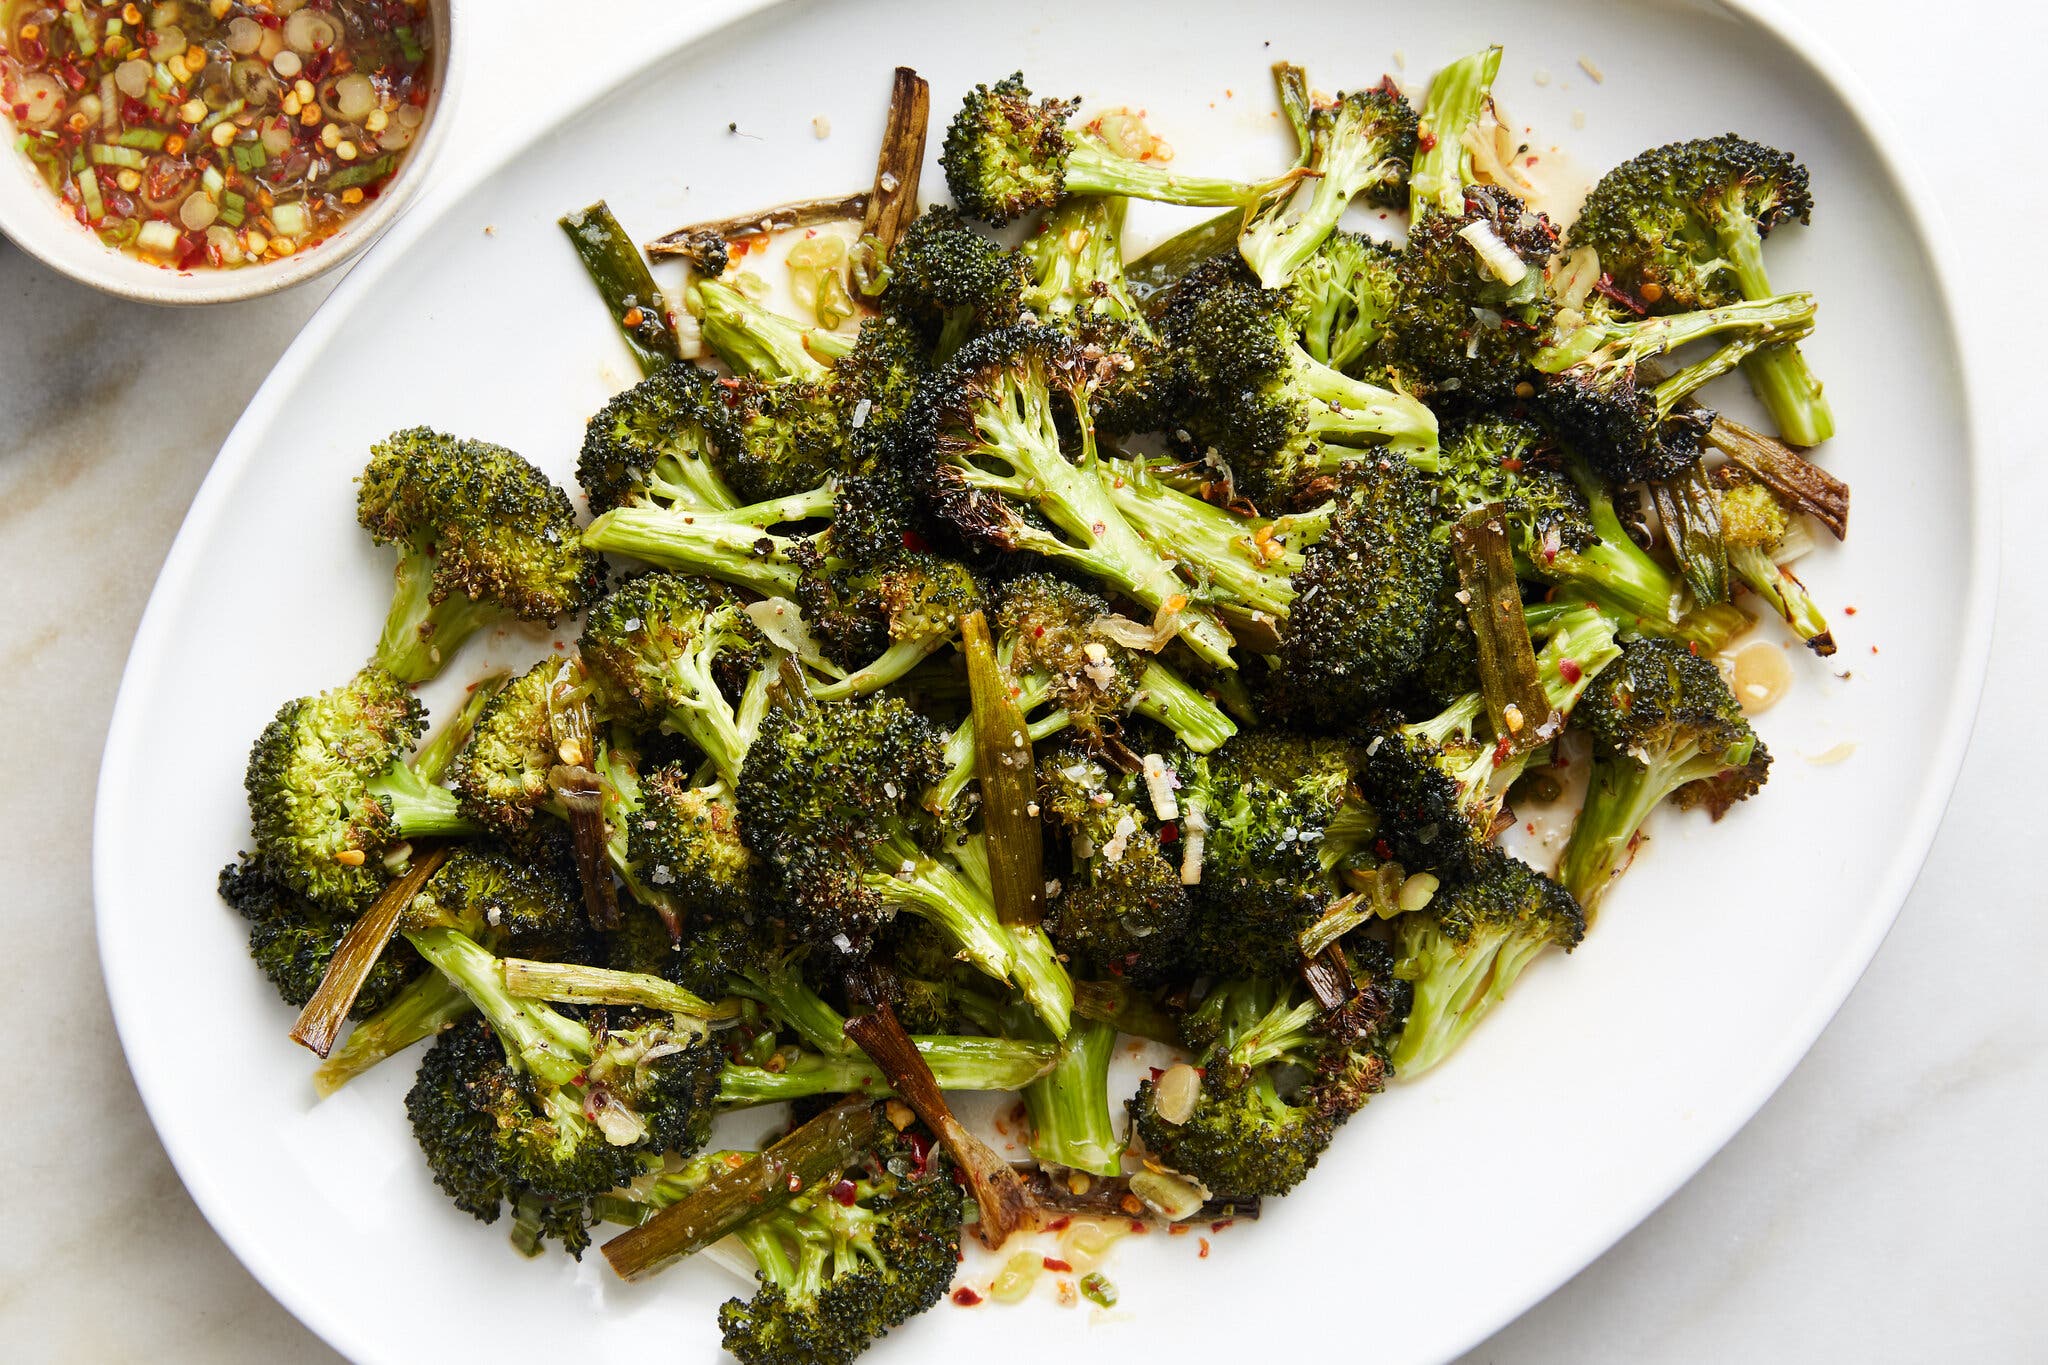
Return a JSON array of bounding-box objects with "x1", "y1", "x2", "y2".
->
[{"x1": 0, "y1": 0, "x2": 458, "y2": 305}]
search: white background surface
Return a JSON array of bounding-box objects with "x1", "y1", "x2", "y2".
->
[{"x1": 2, "y1": 2, "x2": 2036, "y2": 1361}]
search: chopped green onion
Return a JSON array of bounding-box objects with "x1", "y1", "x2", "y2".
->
[
  {"x1": 115, "y1": 127, "x2": 166, "y2": 149},
  {"x1": 105, "y1": 18, "x2": 123, "y2": 39},
  {"x1": 197, "y1": 98, "x2": 245, "y2": 132},
  {"x1": 152, "y1": 61, "x2": 177, "y2": 93},
  {"x1": 233, "y1": 142, "x2": 266, "y2": 171},
  {"x1": 78, "y1": 168, "x2": 104, "y2": 221},
  {"x1": 90, "y1": 144, "x2": 147, "y2": 169},
  {"x1": 201, "y1": 165, "x2": 226, "y2": 195},
  {"x1": 135, "y1": 220, "x2": 180, "y2": 254},
  {"x1": 65, "y1": 10, "x2": 95, "y2": 50},
  {"x1": 1079, "y1": 1272, "x2": 1119, "y2": 1309},
  {"x1": 217, "y1": 206, "x2": 244, "y2": 228},
  {"x1": 221, "y1": 189, "x2": 246, "y2": 212},
  {"x1": 395, "y1": 26, "x2": 424, "y2": 63},
  {"x1": 325, "y1": 154, "x2": 392, "y2": 190}
]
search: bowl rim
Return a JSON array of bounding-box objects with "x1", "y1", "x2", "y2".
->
[
  {"x1": 0, "y1": 0, "x2": 462, "y2": 305},
  {"x1": 88, "y1": 0, "x2": 2000, "y2": 1358}
]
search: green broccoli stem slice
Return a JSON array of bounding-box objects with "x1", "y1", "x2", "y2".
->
[
  {"x1": 373, "y1": 550, "x2": 507, "y2": 684},
  {"x1": 365, "y1": 761, "x2": 475, "y2": 839},
  {"x1": 719, "y1": 1035, "x2": 1057, "y2": 1105},
  {"x1": 501, "y1": 958, "x2": 727, "y2": 1019},
  {"x1": 1063, "y1": 137, "x2": 1290, "y2": 209},
  {"x1": 1100, "y1": 458, "x2": 1308, "y2": 618},
  {"x1": 962, "y1": 369, "x2": 1238, "y2": 667},
  {"x1": 581, "y1": 484, "x2": 836, "y2": 597},
  {"x1": 1023, "y1": 196, "x2": 1147, "y2": 323},
  {"x1": 1291, "y1": 345, "x2": 1441, "y2": 458},
  {"x1": 1241, "y1": 99, "x2": 1408, "y2": 288},
  {"x1": 411, "y1": 672, "x2": 508, "y2": 785},
  {"x1": 694, "y1": 278, "x2": 840, "y2": 381},
  {"x1": 730, "y1": 959, "x2": 859, "y2": 1057},
  {"x1": 312, "y1": 968, "x2": 472, "y2": 1097},
  {"x1": 1132, "y1": 661, "x2": 1237, "y2": 752},
  {"x1": 1534, "y1": 293, "x2": 1817, "y2": 395},
  {"x1": 1005, "y1": 923, "x2": 1075, "y2": 1040},
  {"x1": 1719, "y1": 212, "x2": 1834, "y2": 446},
  {"x1": 1729, "y1": 544, "x2": 1834, "y2": 653},
  {"x1": 1409, "y1": 46, "x2": 1503, "y2": 219},
  {"x1": 1020, "y1": 1015, "x2": 1123, "y2": 1176},
  {"x1": 1525, "y1": 461, "x2": 1683, "y2": 625},
  {"x1": 403, "y1": 926, "x2": 592, "y2": 1086}
]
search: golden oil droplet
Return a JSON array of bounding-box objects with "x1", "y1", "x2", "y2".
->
[{"x1": 1730, "y1": 641, "x2": 1793, "y2": 716}]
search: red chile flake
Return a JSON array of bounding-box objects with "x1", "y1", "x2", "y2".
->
[
  {"x1": 901, "y1": 528, "x2": 931, "y2": 552},
  {"x1": 1044, "y1": 1216, "x2": 1071, "y2": 1233},
  {"x1": 1042, "y1": 1257, "x2": 1072, "y2": 1273},
  {"x1": 1558, "y1": 658, "x2": 1582, "y2": 684},
  {"x1": 829, "y1": 1179, "x2": 858, "y2": 1206},
  {"x1": 1158, "y1": 822, "x2": 1179, "y2": 843},
  {"x1": 951, "y1": 1288, "x2": 984, "y2": 1307}
]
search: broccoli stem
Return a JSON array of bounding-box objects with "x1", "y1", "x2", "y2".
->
[
  {"x1": 1526, "y1": 462, "x2": 1683, "y2": 625},
  {"x1": 1534, "y1": 293, "x2": 1817, "y2": 390},
  {"x1": 1718, "y1": 213, "x2": 1835, "y2": 445},
  {"x1": 1132, "y1": 661, "x2": 1237, "y2": 753},
  {"x1": 864, "y1": 834, "x2": 1017, "y2": 985},
  {"x1": 365, "y1": 761, "x2": 475, "y2": 839},
  {"x1": 694, "y1": 278, "x2": 839, "y2": 381},
  {"x1": 582, "y1": 485, "x2": 836, "y2": 596},
  {"x1": 965, "y1": 368, "x2": 1238, "y2": 667},
  {"x1": 807, "y1": 635, "x2": 951, "y2": 702},
  {"x1": 1101, "y1": 458, "x2": 1304, "y2": 617},
  {"x1": 731, "y1": 960, "x2": 856, "y2": 1056},
  {"x1": 1023, "y1": 196, "x2": 1145, "y2": 322},
  {"x1": 404, "y1": 926, "x2": 590, "y2": 1086},
  {"x1": 1556, "y1": 755, "x2": 1671, "y2": 918},
  {"x1": 1241, "y1": 101, "x2": 1406, "y2": 287},
  {"x1": 500, "y1": 958, "x2": 726, "y2": 1018},
  {"x1": 374, "y1": 551, "x2": 505, "y2": 684},
  {"x1": 1020, "y1": 1015, "x2": 1123, "y2": 1175},
  {"x1": 1391, "y1": 921, "x2": 1550, "y2": 1074},
  {"x1": 719, "y1": 1036, "x2": 1057, "y2": 1105},
  {"x1": 1409, "y1": 46, "x2": 1503, "y2": 219},
  {"x1": 312, "y1": 965, "x2": 472, "y2": 1097},
  {"x1": 1729, "y1": 544, "x2": 1834, "y2": 653},
  {"x1": 410, "y1": 672, "x2": 508, "y2": 785},
  {"x1": 928, "y1": 673, "x2": 1065, "y2": 814},
  {"x1": 1005, "y1": 923, "x2": 1075, "y2": 1040},
  {"x1": 1063, "y1": 138, "x2": 1288, "y2": 209},
  {"x1": 1291, "y1": 346, "x2": 1441, "y2": 458}
]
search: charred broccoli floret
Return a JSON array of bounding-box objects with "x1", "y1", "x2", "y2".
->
[
  {"x1": 1533, "y1": 292, "x2": 1817, "y2": 483},
  {"x1": 1036, "y1": 747, "x2": 1192, "y2": 982},
  {"x1": 1287, "y1": 230, "x2": 1404, "y2": 375},
  {"x1": 243, "y1": 665, "x2": 472, "y2": 910},
  {"x1": 1716, "y1": 469, "x2": 1835, "y2": 654},
  {"x1": 1569, "y1": 134, "x2": 1831, "y2": 445},
  {"x1": 1167, "y1": 259, "x2": 1439, "y2": 510},
  {"x1": 614, "y1": 756, "x2": 760, "y2": 922},
  {"x1": 577, "y1": 362, "x2": 741, "y2": 516},
  {"x1": 1557, "y1": 637, "x2": 1771, "y2": 916},
  {"x1": 717, "y1": 1142, "x2": 962, "y2": 1365},
  {"x1": 882, "y1": 207, "x2": 1027, "y2": 357},
  {"x1": 218, "y1": 855, "x2": 420, "y2": 1014},
  {"x1": 940, "y1": 73, "x2": 1292, "y2": 225},
  {"x1": 799, "y1": 551, "x2": 984, "y2": 701},
  {"x1": 1362, "y1": 604, "x2": 1621, "y2": 878},
  {"x1": 580, "y1": 571, "x2": 775, "y2": 789},
  {"x1": 1390, "y1": 846, "x2": 1585, "y2": 1074},
  {"x1": 1238, "y1": 80, "x2": 1416, "y2": 287},
  {"x1": 1176, "y1": 732, "x2": 1375, "y2": 978},
  {"x1": 1130, "y1": 947, "x2": 1404, "y2": 1196},
  {"x1": 917, "y1": 323, "x2": 1237, "y2": 667},
  {"x1": 357, "y1": 427, "x2": 605, "y2": 683},
  {"x1": 1019, "y1": 196, "x2": 1170, "y2": 433},
  {"x1": 739, "y1": 691, "x2": 1073, "y2": 1035}
]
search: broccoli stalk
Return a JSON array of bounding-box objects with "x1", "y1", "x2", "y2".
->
[
  {"x1": 1557, "y1": 638, "x2": 1771, "y2": 916},
  {"x1": 694, "y1": 278, "x2": 851, "y2": 381},
  {"x1": 313, "y1": 968, "x2": 469, "y2": 1097},
  {"x1": 720, "y1": 1036, "x2": 1056, "y2": 1104},
  {"x1": 1718, "y1": 473, "x2": 1835, "y2": 654},
  {"x1": 1409, "y1": 46, "x2": 1503, "y2": 220},
  {"x1": 582, "y1": 484, "x2": 835, "y2": 598},
  {"x1": 1239, "y1": 81, "x2": 1417, "y2": 286},
  {"x1": 1019, "y1": 1014, "x2": 1123, "y2": 1176}
]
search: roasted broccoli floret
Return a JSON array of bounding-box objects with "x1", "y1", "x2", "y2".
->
[
  {"x1": 1533, "y1": 292, "x2": 1817, "y2": 483},
  {"x1": 404, "y1": 926, "x2": 724, "y2": 1253},
  {"x1": 1557, "y1": 637, "x2": 1771, "y2": 916},
  {"x1": 449, "y1": 658, "x2": 584, "y2": 836},
  {"x1": 1287, "y1": 230, "x2": 1404, "y2": 375},
  {"x1": 218, "y1": 855, "x2": 420, "y2": 1014},
  {"x1": 917, "y1": 323, "x2": 1237, "y2": 667},
  {"x1": 580, "y1": 571, "x2": 775, "y2": 789},
  {"x1": 799, "y1": 551, "x2": 984, "y2": 701},
  {"x1": 243, "y1": 665, "x2": 472, "y2": 910},
  {"x1": 1362, "y1": 604, "x2": 1621, "y2": 878},
  {"x1": 357, "y1": 427, "x2": 605, "y2": 683},
  {"x1": 613, "y1": 755, "x2": 760, "y2": 923},
  {"x1": 1019, "y1": 196, "x2": 1170, "y2": 433},
  {"x1": 1389, "y1": 846, "x2": 1584, "y2": 1074},
  {"x1": 1239, "y1": 79, "x2": 1416, "y2": 287},
  {"x1": 718, "y1": 1142, "x2": 962, "y2": 1365},
  {"x1": 1717, "y1": 470, "x2": 1835, "y2": 654},
  {"x1": 940, "y1": 73, "x2": 1291, "y2": 225},
  {"x1": 882, "y1": 207, "x2": 1027, "y2": 358},
  {"x1": 1036, "y1": 747, "x2": 1193, "y2": 982},
  {"x1": 1167, "y1": 259, "x2": 1439, "y2": 510},
  {"x1": 1176, "y1": 732, "x2": 1376, "y2": 978},
  {"x1": 740, "y1": 691, "x2": 1073, "y2": 1035},
  {"x1": 1130, "y1": 946, "x2": 1404, "y2": 1196},
  {"x1": 1378, "y1": 185, "x2": 1555, "y2": 409},
  {"x1": 577, "y1": 362, "x2": 742, "y2": 516},
  {"x1": 1569, "y1": 134, "x2": 1832, "y2": 445}
]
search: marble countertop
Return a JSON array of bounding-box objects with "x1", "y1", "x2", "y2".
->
[{"x1": 4, "y1": 2, "x2": 2038, "y2": 1360}]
